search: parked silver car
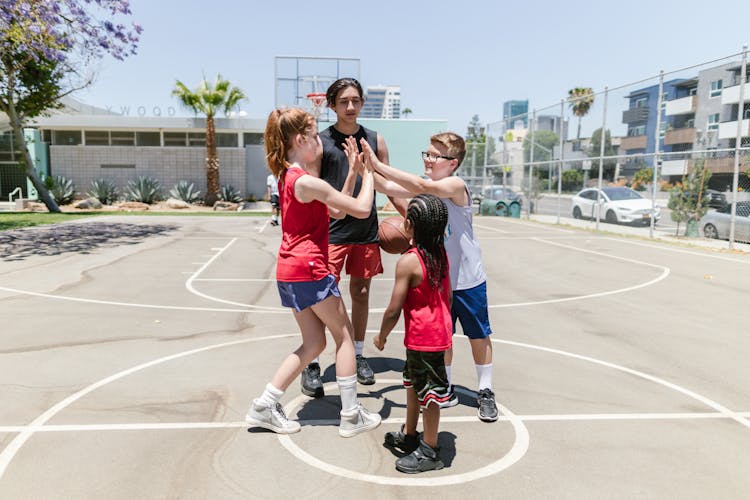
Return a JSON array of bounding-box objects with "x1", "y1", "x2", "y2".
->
[
  {"x1": 572, "y1": 187, "x2": 661, "y2": 225},
  {"x1": 700, "y1": 201, "x2": 750, "y2": 242}
]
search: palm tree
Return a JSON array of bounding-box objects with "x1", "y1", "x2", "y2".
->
[
  {"x1": 402, "y1": 107, "x2": 413, "y2": 118},
  {"x1": 567, "y1": 87, "x2": 595, "y2": 142},
  {"x1": 172, "y1": 74, "x2": 246, "y2": 205}
]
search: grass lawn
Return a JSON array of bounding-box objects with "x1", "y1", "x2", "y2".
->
[{"x1": 0, "y1": 211, "x2": 269, "y2": 232}]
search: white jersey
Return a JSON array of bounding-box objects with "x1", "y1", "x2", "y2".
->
[
  {"x1": 266, "y1": 173, "x2": 279, "y2": 196},
  {"x1": 442, "y1": 184, "x2": 486, "y2": 291}
]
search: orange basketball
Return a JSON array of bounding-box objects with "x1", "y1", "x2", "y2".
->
[{"x1": 378, "y1": 216, "x2": 411, "y2": 254}]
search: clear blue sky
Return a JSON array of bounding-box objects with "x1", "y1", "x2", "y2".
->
[{"x1": 77, "y1": 0, "x2": 750, "y2": 134}]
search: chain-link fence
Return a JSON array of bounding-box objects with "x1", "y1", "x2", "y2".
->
[{"x1": 460, "y1": 45, "x2": 750, "y2": 249}]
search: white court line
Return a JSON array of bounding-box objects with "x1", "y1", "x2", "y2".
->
[
  {"x1": 480, "y1": 237, "x2": 670, "y2": 310},
  {"x1": 256, "y1": 220, "x2": 270, "y2": 233},
  {"x1": 183, "y1": 238, "x2": 283, "y2": 312},
  {"x1": 602, "y1": 237, "x2": 750, "y2": 264},
  {"x1": 3, "y1": 412, "x2": 750, "y2": 434},
  {"x1": 473, "y1": 223, "x2": 510, "y2": 234}
]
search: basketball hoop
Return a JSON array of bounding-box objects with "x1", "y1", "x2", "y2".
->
[{"x1": 306, "y1": 92, "x2": 327, "y2": 120}]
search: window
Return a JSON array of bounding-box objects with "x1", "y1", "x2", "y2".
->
[
  {"x1": 188, "y1": 132, "x2": 205, "y2": 147},
  {"x1": 708, "y1": 113, "x2": 720, "y2": 131},
  {"x1": 110, "y1": 131, "x2": 135, "y2": 146},
  {"x1": 629, "y1": 125, "x2": 646, "y2": 136},
  {"x1": 85, "y1": 131, "x2": 109, "y2": 146},
  {"x1": 136, "y1": 132, "x2": 160, "y2": 146},
  {"x1": 243, "y1": 133, "x2": 264, "y2": 145},
  {"x1": 163, "y1": 132, "x2": 187, "y2": 146},
  {"x1": 710, "y1": 80, "x2": 722, "y2": 98},
  {"x1": 52, "y1": 130, "x2": 82, "y2": 146},
  {"x1": 688, "y1": 87, "x2": 698, "y2": 96},
  {"x1": 661, "y1": 92, "x2": 668, "y2": 111},
  {"x1": 216, "y1": 133, "x2": 238, "y2": 147},
  {"x1": 634, "y1": 97, "x2": 648, "y2": 108}
]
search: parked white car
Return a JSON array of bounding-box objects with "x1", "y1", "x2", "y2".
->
[
  {"x1": 700, "y1": 201, "x2": 750, "y2": 242},
  {"x1": 572, "y1": 187, "x2": 661, "y2": 225}
]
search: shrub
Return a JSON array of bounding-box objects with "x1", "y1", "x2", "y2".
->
[
  {"x1": 220, "y1": 184, "x2": 242, "y2": 203},
  {"x1": 126, "y1": 176, "x2": 162, "y2": 204},
  {"x1": 169, "y1": 180, "x2": 201, "y2": 203},
  {"x1": 87, "y1": 179, "x2": 119, "y2": 205},
  {"x1": 561, "y1": 169, "x2": 583, "y2": 192},
  {"x1": 43, "y1": 175, "x2": 76, "y2": 205}
]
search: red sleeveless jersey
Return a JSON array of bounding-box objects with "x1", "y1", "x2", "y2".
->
[
  {"x1": 403, "y1": 248, "x2": 452, "y2": 352},
  {"x1": 276, "y1": 167, "x2": 330, "y2": 282}
]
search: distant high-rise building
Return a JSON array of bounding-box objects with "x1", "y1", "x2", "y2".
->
[
  {"x1": 536, "y1": 114, "x2": 568, "y2": 140},
  {"x1": 362, "y1": 85, "x2": 401, "y2": 119},
  {"x1": 503, "y1": 100, "x2": 529, "y2": 128}
]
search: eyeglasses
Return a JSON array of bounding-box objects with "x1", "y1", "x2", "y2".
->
[{"x1": 421, "y1": 151, "x2": 455, "y2": 162}]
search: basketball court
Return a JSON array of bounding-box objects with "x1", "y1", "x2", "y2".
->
[{"x1": 1, "y1": 214, "x2": 749, "y2": 499}]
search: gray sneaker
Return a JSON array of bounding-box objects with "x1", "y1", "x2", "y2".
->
[
  {"x1": 339, "y1": 403, "x2": 381, "y2": 438},
  {"x1": 356, "y1": 355, "x2": 375, "y2": 385},
  {"x1": 245, "y1": 400, "x2": 301, "y2": 434},
  {"x1": 477, "y1": 388, "x2": 499, "y2": 422}
]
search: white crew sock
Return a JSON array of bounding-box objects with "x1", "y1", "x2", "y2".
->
[
  {"x1": 476, "y1": 363, "x2": 493, "y2": 391},
  {"x1": 337, "y1": 374, "x2": 358, "y2": 412},
  {"x1": 258, "y1": 383, "x2": 283, "y2": 407},
  {"x1": 354, "y1": 341, "x2": 364, "y2": 357},
  {"x1": 445, "y1": 365, "x2": 452, "y2": 387}
]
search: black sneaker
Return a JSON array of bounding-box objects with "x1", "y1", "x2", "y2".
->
[
  {"x1": 395, "y1": 439, "x2": 444, "y2": 474},
  {"x1": 300, "y1": 362, "x2": 324, "y2": 398},
  {"x1": 477, "y1": 388, "x2": 499, "y2": 422},
  {"x1": 356, "y1": 355, "x2": 375, "y2": 385},
  {"x1": 384, "y1": 425, "x2": 419, "y2": 454}
]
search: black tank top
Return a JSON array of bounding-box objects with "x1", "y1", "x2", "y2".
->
[{"x1": 320, "y1": 125, "x2": 379, "y2": 244}]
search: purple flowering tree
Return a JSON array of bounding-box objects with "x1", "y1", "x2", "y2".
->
[{"x1": 0, "y1": 0, "x2": 142, "y2": 212}]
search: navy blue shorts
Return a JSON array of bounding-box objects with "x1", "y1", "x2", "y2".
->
[
  {"x1": 277, "y1": 274, "x2": 341, "y2": 312},
  {"x1": 451, "y1": 281, "x2": 493, "y2": 339}
]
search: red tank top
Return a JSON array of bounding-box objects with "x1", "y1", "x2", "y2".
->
[
  {"x1": 276, "y1": 166, "x2": 330, "y2": 282},
  {"x1": 403, "y1": 248, "x2": 452, "y2": 352}
]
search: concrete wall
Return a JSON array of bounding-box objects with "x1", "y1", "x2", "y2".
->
[{"x1": 49, "y1": 145, "x2": 248, "y2": 200}]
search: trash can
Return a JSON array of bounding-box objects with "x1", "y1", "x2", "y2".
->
[{"x1": 507, "y1": 201, "x2": 521, "y2": 218}]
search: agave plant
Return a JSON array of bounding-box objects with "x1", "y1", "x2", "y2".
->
[
  {"x1": 220, "y1": 184, "x2": 242, "y2": 203},
  {"x1": 169, "y1": 180, "x2": 202, "y2": 203},
  {"x1": 43, "y1": 175, "x2": 76, "y2": 205},
  {"x1": 126, "y1": 176, "x2": 162, "y2": 204},
  {"x1": 87, "y1": 179, "x2": 120, "y2": 205}
]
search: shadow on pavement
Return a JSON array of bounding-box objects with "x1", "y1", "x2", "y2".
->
[{"x1": 0, "y1": 222, "x2": 178, "y2": 261}]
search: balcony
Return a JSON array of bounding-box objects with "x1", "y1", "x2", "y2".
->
[
  {"x1": 664, "y1": 127, "x2": 695, "y2": 145},
  {"x1": 687, "y1": 156, "x2": 745, "y2": 174},
  {"x1": 620, "y1": 135, "x2": 647, "y2": 150},
  {"x1": 717, "y1": 119, "x2": 750, "y2": 139},
  {"x1": 661, "y1": 159, "x2": 688, "y2": 176},
  {"x1": 622, "y1": 107, "x2": 649, "y2": 124},
  {"x1": 664, "y1": 95, "x2": 696, "y2": 116},
  {"x1": 721, "y1": 82, "x2": 750, "y2": 105}
]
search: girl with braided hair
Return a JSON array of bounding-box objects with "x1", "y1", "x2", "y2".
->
[
  {"x1": 374, "y1": 194, "x2": 452, "y2": 473},
  {"x1": 245, "y1": 107, "x2": 381, "y2": 438}
]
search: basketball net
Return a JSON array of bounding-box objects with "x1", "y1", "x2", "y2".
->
[{"x1": 306, "y1": 92, "x2": 326, "y2": 120}]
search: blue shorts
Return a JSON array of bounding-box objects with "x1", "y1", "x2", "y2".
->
[
  {"x1": 277, "y1": 274, "x2": 341, "y2": 312},
  {"x1": 452, "y1": 281, "x2": 493, "y2": 339}
]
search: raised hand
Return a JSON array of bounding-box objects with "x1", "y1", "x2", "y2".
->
[
  {"x1": 342, "y1": 136, "x2": 364, "y2": 174},
  {"x1": 359, "y1": 138, "x2": 379, "y2": 171}
]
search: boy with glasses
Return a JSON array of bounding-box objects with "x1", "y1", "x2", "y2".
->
[{"x1": 361, "y1": 132, "x2": 499, "y2": 423}]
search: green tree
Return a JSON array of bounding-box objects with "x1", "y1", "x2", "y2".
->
[
  {"x1": 561, "y1": 169, "x2": 583, "y2": 192},
  {"x1": 0, "y1": 1, "x2": 141, "y2": 212},
  {"x1": 464, "y1": 115, "x2": 495, "y2": 169},
  {"x1": 523, "y1": 130, "x2": 558, "y2": 162},
  {"x1": 567, "y1": 87, "x2": 595, "y2": 142},
  {"x1": 588, "y1": 128, "x2": 617, "y2": 180},
  {"x1": 172, "y1": 75, "x2": 246, "y2": 205},
  {"x1": 631, "y1": 167, "x2": 655, "y2": 191},
  {"x1": 668, "y1": 160, "x2": 712, "y2": 236},
  {"x1": 402, "y1": 107, "x2": 412, "y2": 118}
]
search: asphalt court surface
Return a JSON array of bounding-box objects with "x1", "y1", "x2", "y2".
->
[{"x1": 1, "y1": 215, "x2": 749, "y2": 499}]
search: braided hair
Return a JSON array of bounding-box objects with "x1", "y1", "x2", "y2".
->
[{"x1": 406, "y1": 194, "x2": 449, "y2": 289}]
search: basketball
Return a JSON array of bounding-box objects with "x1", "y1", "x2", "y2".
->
[{"x1": 378, "y1": 216, "x2": 411, "y2": 254}]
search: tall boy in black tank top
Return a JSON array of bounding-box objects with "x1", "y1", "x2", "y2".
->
[{"x1": 301, "y1": 78, "x2": 401, "y2": 397}]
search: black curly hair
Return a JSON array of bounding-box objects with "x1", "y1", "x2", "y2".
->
[{"x1": 406, "y1": 194, "x2": 449, "y2": 289}]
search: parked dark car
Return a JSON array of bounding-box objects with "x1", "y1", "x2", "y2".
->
[{"x1": 704, "y1": 189, "x2": 728, "y2": 209}]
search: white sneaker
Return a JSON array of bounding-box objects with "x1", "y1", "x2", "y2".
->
[
  {"x1": 245, "y1": 400, "x2": 301, "y2": 434},
  {"x1": 339, "y1": 403, "x2": 381, "y2": 438}
]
